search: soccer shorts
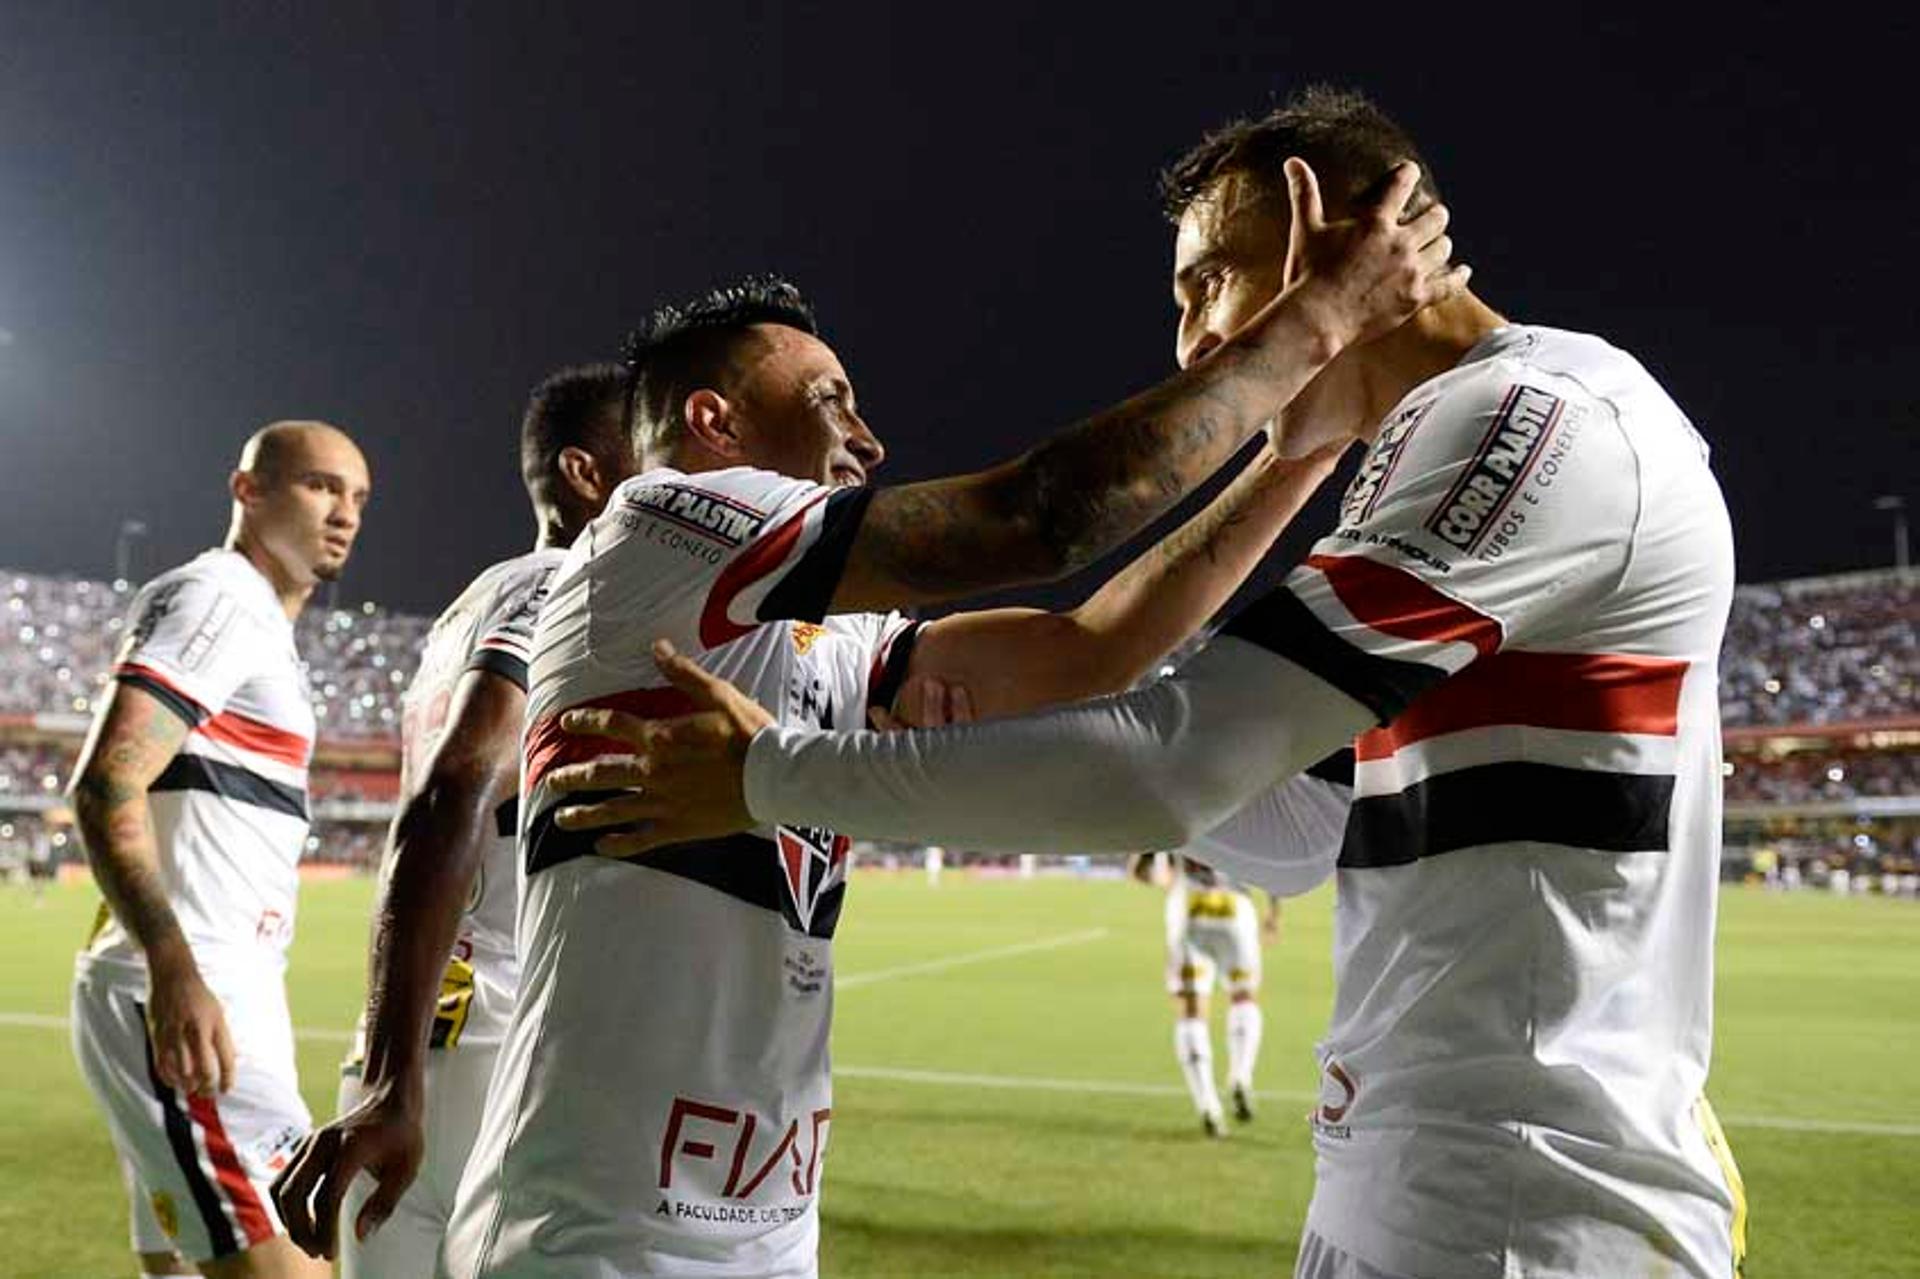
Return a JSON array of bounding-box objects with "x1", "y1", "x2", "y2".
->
[
  {"x1": 1164, "y1": 889, "x2": 1260, "y2": 997},
  {"x1": 1294, "y1": 1230, "x2": 1416, "y2": 1279},
  {"x1": 71, "y1": 966, "x2": 309, "y2": 1263},
  {"x1": 336, "y1": 1039, "x2": 500, "y2": 1279}
]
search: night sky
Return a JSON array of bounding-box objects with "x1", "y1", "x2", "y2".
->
[{"x1": 2, "y1": 5, "x2": 1913, "y2": 616}]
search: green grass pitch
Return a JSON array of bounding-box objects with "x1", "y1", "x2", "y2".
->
[{"x1": 2, "y1": 873, "x2": 1915, "y2": 1277}]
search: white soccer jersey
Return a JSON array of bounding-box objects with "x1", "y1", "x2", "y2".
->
[
  {"x1": 736, "y1": 326, "x2": 1745, "y2": 1278},
  {"x1": 82, "y1": 549, "x2": 316, "y2": 985},
  {"x1": 1217, "y1": 326, "x2": 1742, "y2": 1278},
  {"x1": 348, "y1": 548, "x2": 562, "y2": 1060},
  {"x1": 444, "y1": 467, "x2": 918, "y2": 1279}
]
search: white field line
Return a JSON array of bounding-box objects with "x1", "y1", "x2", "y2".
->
[
  {"x1": 829, "y1": 1064, "x2": 1920, "y2": 1138},
  {"x1": 13, "y1": 924, "x2": 1916, "y2": 1140},
  {"x1": 835, "y1": 927, "x2": 1110, "y2": 989}
]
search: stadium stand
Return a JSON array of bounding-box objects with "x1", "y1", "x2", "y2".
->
[
  {"x1": 1721, "y1": 568, "x2": 1918, "y2": 728},
  {"x1": 1, "y1": 565, "x2": 1916, "y2": 878}
]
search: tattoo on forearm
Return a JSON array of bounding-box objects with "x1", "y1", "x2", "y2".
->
[
  {"x1": 863, "y1": 340, "x2": 1306, "y2": 596},
  {"x1": 72, "y1": 692, "x2": 190, "y2": 954}
]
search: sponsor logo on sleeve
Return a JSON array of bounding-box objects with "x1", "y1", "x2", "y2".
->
[
  {"x1": 496, "y1": 571, "x2": 554, "y2": 642},
  {"x1": 121, "y1": 580, "x2": 184, "y2": 656},
  {"x1": 179, "y1": 593, "x2": 238, "y2": 671},
  {"x1": 1424, "y1": 385, "x2": 1565, "y2": 555},
  {"x1": 1339, "y1": 399, "x2": 1433, "y2": 528},
  {"x1": 623, "y1": 482, "x2": 768, "y2": 547}
]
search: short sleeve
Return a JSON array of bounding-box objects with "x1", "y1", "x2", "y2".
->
[
  {"x1": 822, "y1": 611, "x2": 924, "y2": 716},
  {"x1": 466, "y1": 564, "x2": 558, "y2": 690},
  {"x1": 606, "y1": 469, "x2": 874, "y2": 652},
  {"x1": 112, "y1": 572, "x2": 253, "y2": 725},
  {"x1": 1221, "y1": 362, "x2": 1639, "y2": 726}
]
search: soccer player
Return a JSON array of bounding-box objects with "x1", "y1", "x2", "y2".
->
[
  {"x1": 442, "y1": 172, "x2": 1458, "y2": 1279},
  {"x1": 1135, "y1": 851, "x2": 1280, "y2": 1136},
  {"x1": 561, "y1": 89, "x2": 1748, "y2": 1279},
  {"x1": 68, "y1": 422, "x2": 370, "y2": 1279},
  {"x1": 267, "y1": 367, "x2": 637, "y2": 1274}
]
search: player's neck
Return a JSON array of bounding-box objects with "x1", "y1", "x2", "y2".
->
[
  {"x1": 1354, "y1": 292, "x2": 1508, "y2": 441},
  {"x1": 225, "y1": 530, "x2": 316, "y2": 620},
  {"x1": 534, "y1": 508, "x2": 572, "y2": 552},
  {"x1": 662, "y1": 441, "x2": 732, "y2": 477}
]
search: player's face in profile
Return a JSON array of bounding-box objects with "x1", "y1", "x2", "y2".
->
[
  {"x1": 729, "y1": 327, "x2": 885, "y2": 488},
  {"x1": 250, "y1": 430, "x2": 372, "y2": 583},
  {"x1": 1172, "y1": 172, "x2": 1291, "y2": 370}
]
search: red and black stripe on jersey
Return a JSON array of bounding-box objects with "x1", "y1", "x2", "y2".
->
[
  {"x1": 1222, "y1": 554, "x2": 1683, "y2": 867},
  {"x1": 115, "y1": 663, "x2": 311, "y2": 819},
  {"x1": 522, "y1": 805, "x2": 848, "y2": 940}
]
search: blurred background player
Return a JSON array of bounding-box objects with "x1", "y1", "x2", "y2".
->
[
  {"x1": 1134, "y1": 852, "x2": 1277, "y2": 1136},
  {"x1": 270, "y1": 368, "x2": 636, "y2": 1274},
  {"x1": 67, "y1": 422, "x2": 369, "y2": 1279},
  {"x1": 449, "y1": 213, "x2": 1453, "y2": 1278}
]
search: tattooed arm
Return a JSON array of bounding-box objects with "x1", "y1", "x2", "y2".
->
[
  {"x1": 892, "y1": 438, "x2": 1346, "y2": 721},
  {"x1": 828, "y1": 160, "x2": 1462, "y2": 613},
  {"x1": 68, "y1": 682, "x2": 234, "y2": 1097}
]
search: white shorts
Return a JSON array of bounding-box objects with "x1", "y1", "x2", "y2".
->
[
  {"x1": 71, "y1": 966, "x2": 309, "y2": 1263},
  {"x1": 1294, "y1": 1230, "x2": 1415, "y2": 1279},
  {"x1": 1164, "y1": 888, "x2": 1260, "y2": 998},
  {"x1": 337, "y1": 1040, "x2": 500, "y2": 1279}
]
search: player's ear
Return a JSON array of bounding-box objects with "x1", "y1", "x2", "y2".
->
[
  {"x1": 230, "y1": 468, "x2": 260, "y2": 508},
  {"x1": 555, "y1": 446, "x2": 611, "y2": 508},
  {"x1": 681, "y1": 389, "x2": 746, "y2": 461}
]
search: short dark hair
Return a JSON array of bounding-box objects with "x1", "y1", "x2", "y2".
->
[
  {"x1": 621, "y1": 275, "x2": 819, "y2": 457},
  {"x1": 519, "y1": 363, "x2": 629, "y2": 505},
  {"x1": 1160, "y1": 85, "x2": 1439, "y2": 225}
]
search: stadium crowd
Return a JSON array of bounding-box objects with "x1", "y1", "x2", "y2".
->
[
  {"x1": 1724, "y1": 749, "x2": 1920, "y2": 804},
  {"x1": 2, "y1": 571, "x2": 429, "y2": 736},
  {"x1": 1721, "y1": 572, "x2": 1919, "y2": 726},
  {"x1": 5, "y1": 567, "x2": 1919, "y2": 874}
]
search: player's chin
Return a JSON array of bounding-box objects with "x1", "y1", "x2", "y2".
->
[{"x1": 311, "y1": 552, "x2": 350, "y2": 582}]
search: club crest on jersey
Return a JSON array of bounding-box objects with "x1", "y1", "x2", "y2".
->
[
  {"x1": 1424, "y1": 385, "x2": 1564, "y2": 554},
  {"x1": 624, "y1": 482, "x2": 767, "y2": 547},
  {"x1": 1340, "y1": 400, "x2": 1432, "y2": 528},
  {"x1": 150, "y1": 1190, "x2": 180, "y2": 1239},
  {"x1": 775, "y1": 824, "x2": 849, "y2": 933},
  {"x1": 790, "y1": 622, "x2": 824, "y2": 656}
]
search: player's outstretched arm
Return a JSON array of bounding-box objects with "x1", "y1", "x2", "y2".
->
[
  {"x1": 892, "y1": 437, "x2": 1347, "y2": 722},
  {"x1": 272, "y1": 668, "x2": 524, "y2": 1261},
  {"x1": 67, "y1": 683, "x2": 233, "y2": 1098},
  {"x1": 548, "y1": 635, "x2": 1371, "y2": 858},
  {"x1": 828, "y1": 160, "x2": 1464, "y2": 613}
]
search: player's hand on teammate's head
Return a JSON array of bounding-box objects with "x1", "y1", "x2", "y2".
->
[
  {"x1": 145, "y1": 962, "x2": 235, "y2": 1098},
  {"x1": 270, "y1": 1077, "x2": 426, "y2": 1260},
  {"x1": 1281, "y1": 157, "x2": 1469, "y2": 350},
  {"x1": 869, "y1": 673, "x2": 975, "y2": 731},
  {"x1": 550, "y1": 640, "x2": 769, "y2": 857}
]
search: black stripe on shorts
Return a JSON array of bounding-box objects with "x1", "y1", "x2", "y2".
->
[{"x1": 137, "y1": 1000, "x2": 239, "y2": 1257}]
